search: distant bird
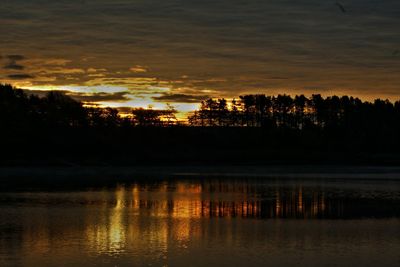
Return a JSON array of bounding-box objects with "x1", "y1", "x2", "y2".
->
[{"x1": 335, "y1": 2, "x2": 346, "y2": 13}]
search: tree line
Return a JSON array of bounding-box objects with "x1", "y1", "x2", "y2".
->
[
  {"x1": 0, "y1": 84, "x2": 178, "y2": 129},
  {"x1": 2, "y1": 83, "x2": 400, "y2": 165},
  {"x1": 188, "y1": 94, "x2": 400, "y2": 133},
  {"x1": 1, "y1": 83, "x2": 400, "y2": 133}
]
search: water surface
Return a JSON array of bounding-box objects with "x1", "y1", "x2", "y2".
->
[{"x1": 0, "y1": 177, "x2": 399, "y2": 267}]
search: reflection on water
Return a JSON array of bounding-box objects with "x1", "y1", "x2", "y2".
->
[{"x1": 0, "y1": 178, "x2": 399, "y2": 267}]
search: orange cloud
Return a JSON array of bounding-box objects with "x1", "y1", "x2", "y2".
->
[{"x1": 130, "y1": 66, "x2": 148, "y2": 73}]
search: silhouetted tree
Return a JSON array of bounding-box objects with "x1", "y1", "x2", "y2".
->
[
  {"x1": 2, "y1": 83, "x2": 400, "y2": 140},
  {"x1": 132, "y1": 106, "x2": 177, "y2": 127},
  {"x1": 2, "y1": 83, "x2": 400, "y2": 165}
]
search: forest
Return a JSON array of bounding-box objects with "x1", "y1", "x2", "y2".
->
[{"x1": 1, "y1": 83, "x2": 400, "y2": 165}]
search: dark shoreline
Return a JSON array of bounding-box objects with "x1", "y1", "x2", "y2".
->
[{"x1": 1, "y1": 165, "x2": 400, "y2": 179}]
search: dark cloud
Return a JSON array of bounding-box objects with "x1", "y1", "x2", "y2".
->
[
  {"x1": 269, "y1": 77, "x2": 289, "y2": 80},
  {"x1": 4, "y1": 63, "x2": 24, "y2": 70},
  {"x1": 1, "y1": 1, "x2": 400, "y2": 99},
  {"x1": 153, "y1": 93, "x2": 210, "y2": 103},
  {"x1": 7, "y1": 55, "x2": 25, "y2": 61},
  {"x1": 67, "y1": 91, "x2": 130, "y2": 102},
  {"x1": 7, "y1": 74, "x2": 33, "y2": 80},
  {"x1": 22, "y1": 89, "x2": 130, "y2": 103},
  {"x1": 3, "y1": 54, "x2": 26, "y2": 70}
]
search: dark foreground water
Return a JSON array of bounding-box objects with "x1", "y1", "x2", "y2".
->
[{"x1": 0, "y1": 176, "x2": 399, "y2": 267}]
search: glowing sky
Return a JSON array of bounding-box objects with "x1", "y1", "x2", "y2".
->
[{"x1": 1, "y1": 0, "x2": 400, "y2": 113}]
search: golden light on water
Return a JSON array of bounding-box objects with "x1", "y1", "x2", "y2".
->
[
  {"x1": 85, "y1": 188, "x2": 127, "y2": 254},
  {"x1": 7, "y1": 179, "x2": 396, "y2": 267},
  {"x1": 84, "y1": 183, "x2": 330, "y2": 253},
  {"x1": 0, "y1": 180, "x2": 394, "y2": 267},
  {"x1": 17, "y1": 181, "x2": 334, "y2": 263}
]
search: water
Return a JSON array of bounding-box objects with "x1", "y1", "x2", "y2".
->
[{"x1": 0, "y1": 177, "x2": 399, "y2": 267}]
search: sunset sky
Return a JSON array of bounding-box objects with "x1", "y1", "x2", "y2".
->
[{"x1": 1, "y1": 0, "x2": 400, "y2": 115}]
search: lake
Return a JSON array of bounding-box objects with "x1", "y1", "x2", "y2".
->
[{"x1": 0, "y1": 176, "x2": 399, "y2": 267}]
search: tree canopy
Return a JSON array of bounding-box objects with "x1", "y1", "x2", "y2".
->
[{"x1": 1, "y1": 83, "x2": 400, "y2": 135}]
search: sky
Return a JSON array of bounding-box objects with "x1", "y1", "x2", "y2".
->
[{"x1": 1, "y1": 0, "x2": 400, "y2": 115}]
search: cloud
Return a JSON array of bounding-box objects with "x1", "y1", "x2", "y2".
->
[
  {"x1": 22, "y1": 89, "x2": 130, "y2": 103},
  {"x1": 7, "y1": 74, "x2": 33, "y2": 80},
  {"x1": 7, "y1": 55, "x2": 25, "y2": 61},
  {"x1": 4, "y1": 63, "x2": 24, "y2": 70},
  {"x1": 3, "y1": 54, "x2": 25, "y2": 70},
  {"x1": 268, "y1": 77, "x2": 289, "y2": 80},
  {"x1": 152, "y1": 93, "x2": 210, "y2": 103},
  {"x1": 1, "y1": 1, "x2": 400, "y2": 101},
  {"x1": 66, "y1": 91, "x2": 130, "y2": 102},
  {"x1": 24, "y1": 58, "x2": 71, "y2": 66},
  {"x1": 87, "y1": 68, "x2": 107, "y2": 73},
  {"x1": 130, "y1": 65, "x2": 147, "y2": 73}
]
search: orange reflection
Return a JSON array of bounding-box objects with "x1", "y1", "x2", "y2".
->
[
  {"x1": 85, "y1": 186, "x2": 127, "y2": 254},
  {"x1": 125, "y1": 182, "x2": 328, "y2": 219},
  {"x1": 17, "y1": 181, "x2": 333, "y2": 261}
]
